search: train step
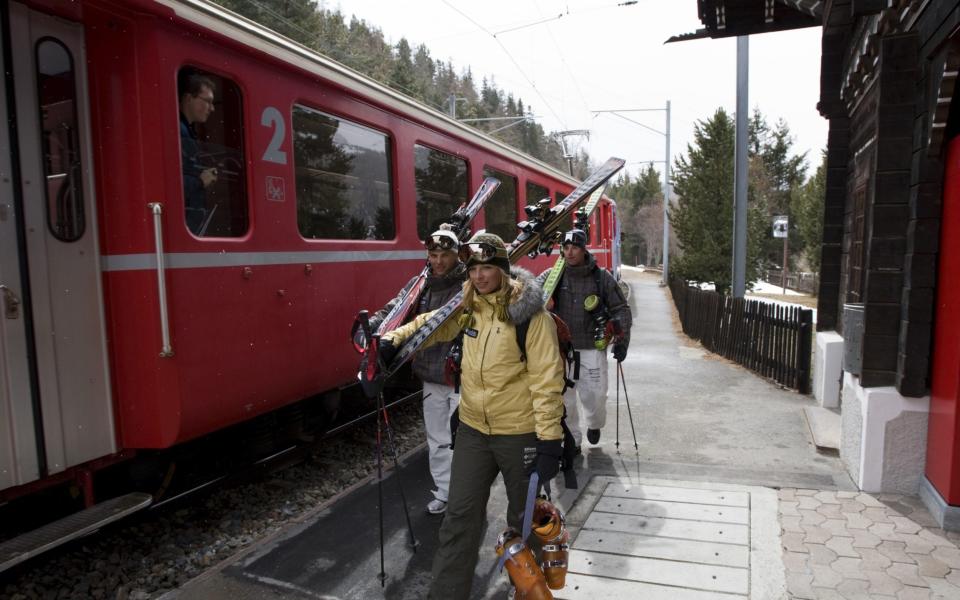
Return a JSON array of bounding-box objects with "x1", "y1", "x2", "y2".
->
[{"x1": 0, "y1": 492, "x2": 152, "y2": 572}]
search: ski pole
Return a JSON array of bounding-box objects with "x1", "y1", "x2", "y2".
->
[
  {"x1": 379, "y1": 392, "x2": 419, "y2": 552},
  {"x1": 376, "y1": 403, "x2": 386, "y2": 586},
  {"x1": 618, "y1": 362, "x2": 640, "y2": 455},
  {"x1": 615, "y1": 360, "x2": 621, "y2": 454}
]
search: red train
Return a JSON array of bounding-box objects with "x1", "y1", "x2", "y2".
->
[{"x1": 0, "y1": 0, "x2": 619, "y2": 561}]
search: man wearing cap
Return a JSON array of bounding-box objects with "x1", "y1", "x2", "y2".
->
[
  {"x1": 366, "y1": 228, "x2": 465, "y2": 515},
  {"x1": 538, "y1": 229, "x2": 632, "y2": 447},
  {"x1": 380, "y1": 232, "x2": 564, "y2": 599}
]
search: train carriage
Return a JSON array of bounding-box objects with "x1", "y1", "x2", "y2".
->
[{"x1": 0, "y1": 0, "x2": 620, "y2": 564}]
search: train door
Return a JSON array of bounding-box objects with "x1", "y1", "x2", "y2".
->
[
  {"x1": 0, "y1": 2, "x2": 114, "y2": 488},
  {"x1": 926, "y1": 136, "x2": 960, "y2": 505}
]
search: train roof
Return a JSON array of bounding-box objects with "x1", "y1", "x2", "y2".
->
[{"x1": 157, "y1": 0, "x2": 582, "y2": 187}]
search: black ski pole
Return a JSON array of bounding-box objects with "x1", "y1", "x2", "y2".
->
[
  {"x1": 615, "y1": 359, "x2": 621, "y2": 454},
  {"x1": 379, "y1": 392, "x2": 419, "y2": 551},
  {"x1": 376, "y1": 402, "x2": 386, "y2": 586},
  {"x1": 618, "y1": 362, "x2": 640, "y2": 455}
]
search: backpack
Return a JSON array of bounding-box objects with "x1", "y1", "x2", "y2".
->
[{"x1": 515, "y1": 311, "x2": 580, "y2": 390}]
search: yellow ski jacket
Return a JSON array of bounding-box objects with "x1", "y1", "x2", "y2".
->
[{"x1": 383, "y1": 268, "x2": 564, "y2": 441}]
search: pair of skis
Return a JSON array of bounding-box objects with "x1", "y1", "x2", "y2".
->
[{"x1": 539, "y1": 184, "x2": 609, "y2": 304}]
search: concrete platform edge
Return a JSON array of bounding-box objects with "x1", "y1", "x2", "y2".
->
[{"x1": 158, "y1": 441, "x2": 429, "y2": 600}]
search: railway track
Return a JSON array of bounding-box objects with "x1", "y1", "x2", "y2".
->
[{"x1": 0, "y1": 393, "x2": 425, "y2": 600}]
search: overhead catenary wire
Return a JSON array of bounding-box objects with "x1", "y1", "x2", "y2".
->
[
  {"x1": 440, "y1": 0, "x2": 568, "y2": 130},
  {"x1": 530, "y1": 0, "x2": 592, "y2": 119}
]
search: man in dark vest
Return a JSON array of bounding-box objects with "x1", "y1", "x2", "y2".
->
[{"x1": 539, "y1": 229, "x2": 631, "y2": 447}]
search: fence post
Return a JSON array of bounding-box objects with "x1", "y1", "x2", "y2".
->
[{"x1": 797, "y1": 309, "x2": 813, "y2": 393}]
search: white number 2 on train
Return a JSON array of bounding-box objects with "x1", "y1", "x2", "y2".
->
[{"x1": 261, "y1": 106, "x2": 287, "y2": 165}]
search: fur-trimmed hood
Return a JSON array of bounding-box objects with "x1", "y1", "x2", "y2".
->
[{"x1": 506, "y1": 266, "x2": 545, "y2": 325}]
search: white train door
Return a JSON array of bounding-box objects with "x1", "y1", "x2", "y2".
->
[{"x1": 0, "y1": 3, "x2": 114, "y2": 489}]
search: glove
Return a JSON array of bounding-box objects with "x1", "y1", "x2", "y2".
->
[
  {"x1": 531, "y1": 439, "x2": 562, "y2": 482},
  {"x1": 378, "y1": 339, "x2": 399, "y2": 366},
  {"x1": 612, "y1": 343, "x2": 627, "y2": 362}
]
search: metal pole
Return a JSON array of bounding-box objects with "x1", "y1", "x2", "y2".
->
[
  {"x1": 447, "y1": 93, "x2": 456, "y2": 118},
  {"x1": 732, "y1": 36, "x2": 749, "y2": 298},
  {"x1": 567, "y1": 157, "x2": 574, "y2": 177},
  {"x1": 782, "y1": 235, "x2": 789, "y2": 295},
  {"x1": 661, "y1": 100, "x2": 671, "y2": 285}
]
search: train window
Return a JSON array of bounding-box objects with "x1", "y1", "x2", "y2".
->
[
  {"x1": 35, "y1": 38, "x2": 85, "y2": 242},
  {"x1": 526, "y1": 182, "x2": 549, "y2": 206},
  {"x1": 177, "y1": 67, "x2": 248, "y2": 237},
  {"x1": 414, "y1": 145, "x2": 467, "y2": 240},
  {"x1": 482, "y1": 167, "x2": 517, "y2": 241},
  {"x1": 293, "y1": 104, "x2": 394, "y2": 240}
]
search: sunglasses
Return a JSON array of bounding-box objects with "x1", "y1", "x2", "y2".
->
[{"x1": 425, "y1": 234, "x2": 458, "y2": 251}]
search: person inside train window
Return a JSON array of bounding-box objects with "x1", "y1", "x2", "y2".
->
[
  {"x1": 536, "y1": 228, "x2": 632, "y2": 450},
  {"x1": 357, "y1": 228, "x2": 466, "y2": 516},
  {"x1": 379, "y1": 232, "x2": 565, "y2": 599},
  {"x1": 178, "y1": 73, "x2": 218, "y2": 235}
]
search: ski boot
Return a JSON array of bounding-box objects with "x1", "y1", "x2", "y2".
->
[
  {"x1": 532, "y1": 498, "x2": 570, "y2": 590},
  {"x1": 495, "y1": 527, "x2": 552, "y2": 600}
]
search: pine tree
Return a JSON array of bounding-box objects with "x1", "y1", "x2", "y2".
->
[
  {"x1": 670, "y1": 109, "x2": 766, "y2": 293},
  {"x1": 748, "y1": 110, "x2": 808, "y2": 272},
  {"x1": 793, "y1": 153, "x2": 826, "y2": 271},
  {"x1": 390, "y1": 38, "x2": 417, "y2": 97}
]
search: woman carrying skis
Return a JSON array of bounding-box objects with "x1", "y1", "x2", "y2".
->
[{"x1": 380, "y1": 232, "x2": 565, "y2": 600}]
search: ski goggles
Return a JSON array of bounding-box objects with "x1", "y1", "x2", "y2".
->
[
  {"x1": 425, "y1": 232, "x2": 459, "y2": 251},
  {"x1": 561, "y1": 230, "x2": 587, "y2": 248},
  {"x1": 460, "y1": 242, "x2": 508, "y2": 264}
]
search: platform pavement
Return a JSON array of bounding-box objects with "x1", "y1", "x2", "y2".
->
[{"x1": 166, "y1": 269, "x2": 960, "y2": 599}]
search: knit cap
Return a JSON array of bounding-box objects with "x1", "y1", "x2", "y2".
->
[{"x1": 461, "y1": 231, "x2": 510, "y2": 272}]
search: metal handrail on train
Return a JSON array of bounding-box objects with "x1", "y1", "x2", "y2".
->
[{"x1": 147, "y1": 202, "x2": 174, "y2": 358}]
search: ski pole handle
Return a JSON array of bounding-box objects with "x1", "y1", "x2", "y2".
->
[
  {"x1": 351, "y1": 310, "x2": 373, "y2": 353},
  {"x1": 357, "y1": 309, "x2": 373, "y2": 339}
]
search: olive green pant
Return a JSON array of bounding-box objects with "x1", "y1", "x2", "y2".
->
[{"x1": 428, "y1": 424, "x2": 537, "y2": 600}]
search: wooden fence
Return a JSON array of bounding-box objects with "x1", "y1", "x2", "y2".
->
[
  {"x1": 762, "y1": 270, "x2": 819, "y2": 295},
  {"x1": 669, "y1": 279, "x2": 813, "y2": 393}
]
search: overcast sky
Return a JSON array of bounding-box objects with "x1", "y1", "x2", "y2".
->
[{"x1": 325, "y1": 0, "x2": 827, "y2": 181}]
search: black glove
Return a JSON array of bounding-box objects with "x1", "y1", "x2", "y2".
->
[
  {"x1": 378, "y1": 339, "x2": 399, "y2": 366},
  {"x1": 531, "y1": 439, "x2": 562, "y2": 482},
  {"x1": 612, "y1": 343, "x2": 627, "y2": 362}
]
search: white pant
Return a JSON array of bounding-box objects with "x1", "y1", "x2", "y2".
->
[
  {"x1": 422, "y1": 381, "x2": 460, "y2": 502},
  {"x1": 563, "y1": 349, "x2": 608, "y2": 447}
]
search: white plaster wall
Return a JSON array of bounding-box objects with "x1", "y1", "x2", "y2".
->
[
  {"x1": 840, "y1": 373, "x2": 863, "y2": 486},
  {"x1": 883, "y1": 411, "x2": 929, "y2": 494},
  {"x1": 813, "y1": 331, "x2": 843, "y2": 408},
  {"x1": 839, "y1": 372, "x2": 930, "y2": 493}
]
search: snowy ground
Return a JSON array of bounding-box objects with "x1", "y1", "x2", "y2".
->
[{"x1": 627, "y1": 268, "x2": 819, "y2": 325}]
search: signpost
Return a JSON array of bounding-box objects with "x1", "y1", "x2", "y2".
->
[{"x1": 773, "y1": 216, "x2": 789, "y2": 294}]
